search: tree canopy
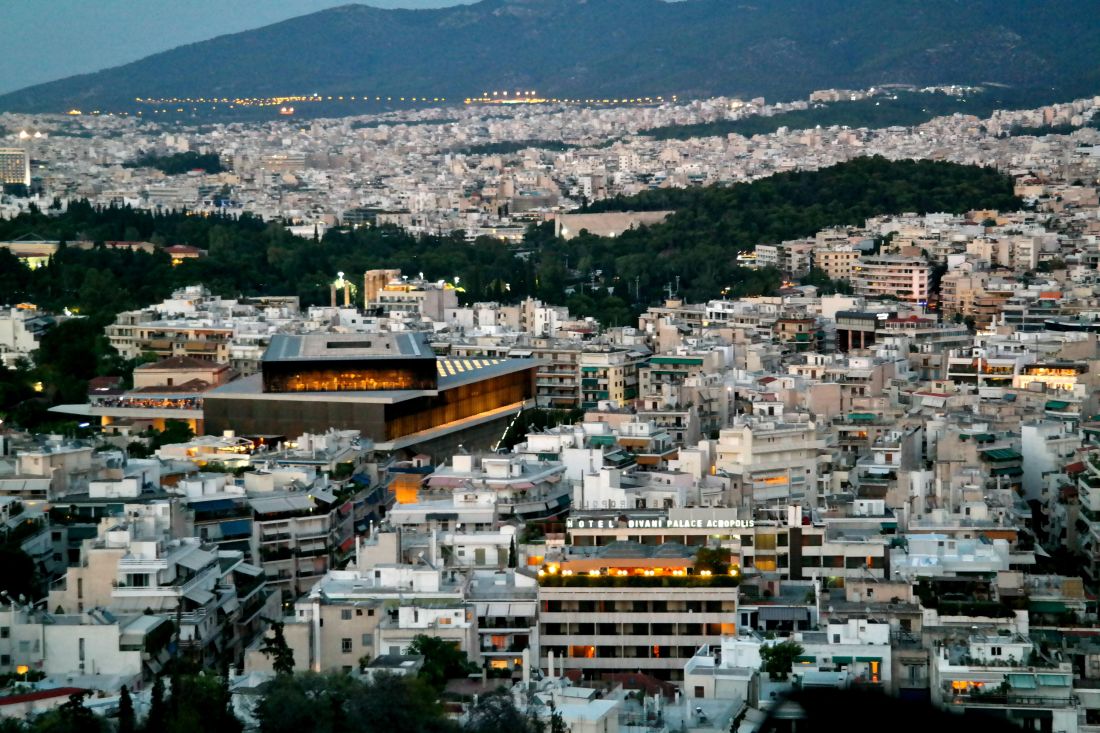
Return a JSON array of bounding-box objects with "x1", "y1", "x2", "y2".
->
[
  {"x1": 254, "y1": 672, "x2": 453, "y2": 733},
  {"x1": 406, "y1": 634, "x2": 478, "y2": 692},
  {"x1": 0, "y1": 157, "x2": 1023, "y2": 432}
]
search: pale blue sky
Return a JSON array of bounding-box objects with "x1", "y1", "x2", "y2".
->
[{"x1": 0, "y1": 0, "x2": 475, "y2": 94}]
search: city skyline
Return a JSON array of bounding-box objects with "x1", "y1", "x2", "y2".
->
[{"x1": 2, "y1": 2, "x2": 1100, "y2": 729}]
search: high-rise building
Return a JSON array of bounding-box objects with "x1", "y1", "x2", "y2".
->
[{"x1": 0, "y1": 148, "x2": 30, "y2": 187}]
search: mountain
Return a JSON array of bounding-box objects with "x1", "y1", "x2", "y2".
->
[{"x1": 3, "y1": 0, "x2": 1100, "y2": 113}]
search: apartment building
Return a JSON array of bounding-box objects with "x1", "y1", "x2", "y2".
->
[
  {"x1": 813, "y1": 247, "x2": 861, "y2": 282},
  {"x1": 852, "y1": 256, "x2": 930, "y2": 304},
  {"x1": 249, "y1": 485, "x2": 352, "y2": 603},
  {"x1": 714, "y1": 410, "x2": 823, "y2": 508},
  {"x1": 251, "y1": 560, "x2": 475, "y2": 674},
  {"x1": 47, "y1": 503, "x2": 277, "y2": 667},
  {"x1": 579, "y1": 347, "x2": 649, "y2": 409}
]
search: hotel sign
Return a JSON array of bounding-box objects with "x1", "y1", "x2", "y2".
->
[{"x1": 566, "y1": 516, "x2": 754, "y2": 530}]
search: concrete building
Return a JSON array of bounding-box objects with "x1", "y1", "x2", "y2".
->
[
  {"x1": 714, "y1": 412, "x2": 822, "y2": 508},
  {"x1": 852, "y1": 256, "x2": 930, "y2": 304},
  {"x1": 0, "y1": 149, "x2": 30, "y2": 187}
]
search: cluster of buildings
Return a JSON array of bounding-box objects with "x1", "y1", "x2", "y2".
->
[
  {"x1": 1, "y1": 86, "x2": 1098, "y2": 241},
  {"x1": 5, "y1": 85, "x2": 1100, "y2": 731},
  {"x1": 3, "y1": 227, "x2": 1100, "y2": 728}
]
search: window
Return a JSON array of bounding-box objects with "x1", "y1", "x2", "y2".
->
[
  {"x1": 908, "y1": 664, "x2": 921, "y2": 685},
  {"x1": 833, "y1": 634, "x2": 841, "y2": 644},
  {"x1": 341, "y1": 609, "x2": 352, "y2": 621},
  {"x1": 0, "y1": 627, "x2": 8, "y2": 639},
  {"x1": 991, "y1": 646, "x2": 1002, "y2": 656},
  {"x1": 368, "y1": 609, "x2": 375, "y2": 617},
  {"x1": 694, "y1": 686, "x2": 705, "y2": 698},
  {"x1": 867, "y1": 588, "x2": 874, "y2": 598},
  {"x1": 341, "y1": 638, "x2": 353, "y2": 654},
  {"x1": 0, "y1": 655, "x2": 7, "y2": 666},
  {"x1": 356, "y1": 609, "x2": 363, "y2": 617},
  {"x1": 361, "y1": 634, "x2": 373, "y2": 646}
]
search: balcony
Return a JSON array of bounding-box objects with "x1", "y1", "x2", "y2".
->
[{"x1": 949, "y1": 692, "x2": 1075, "y2": 709}]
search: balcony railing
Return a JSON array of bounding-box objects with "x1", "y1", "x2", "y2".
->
[{"x1": 950, "y1": 693, "x2": 1075, "y2": 708}]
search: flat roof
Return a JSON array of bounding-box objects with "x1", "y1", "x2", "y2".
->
[
  {"x1": 263, "y1": 332, "x2": 432, "y2": 362},
  {"x1": 206, "y1": 357, "x2": 539, "y2": 404}
]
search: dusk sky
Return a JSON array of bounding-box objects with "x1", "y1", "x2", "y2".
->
[{"x1": 0, "y1": 0, "x2": 475, "y2": 94}]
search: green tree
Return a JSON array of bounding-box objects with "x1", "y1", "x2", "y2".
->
[
  {"x1": 145, "y1": 676, "x2": 166, "y2": 733},
  {"x1": 254, "y1": 672, "x2": 453, "y2": 733},
  {"x1": 165, "y1": 674, "x2": 241, "y2": 733},
  {"x1": 0, "y1": 718, "x2": 27, "y2": 733},
  {"x1": 118, "y1": 685, "x2": 135, "y2": 733},
  {"x1": 759, "y1": 640, "x2": 804, "y2": 681},
  {"x1": 253, "y1": 673, "x2": 358, "y2": 733},
  {"x1": 508, "y1": 537, "x2": 517, "y2": 569},
  {"x1": 406, "y1": 634, "x2": 477, "y2": 692},
  {"x1": 150, "y1": 420, "x2": 195, "y2": 449},
  {"x1": 465, "y1": 690, "x2": 539, "y2": 733},
  {"x1": 33, "y1": 691, "x2": 103, "y2": 733},
  {"x1": 694, "y1": 546, "x2": 731, "y2": 574},
  {"x1": 549, "y1": 700, "x2": 567, "y2": 733},
  {"x1": 259, "y1": 621, "x2": 296, "y2": 675},
  {"x1": 0, "y1": 547, "x2": 36, "y2": 600}
]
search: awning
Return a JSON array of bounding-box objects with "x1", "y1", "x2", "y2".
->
[
  {"x1": 191, "y1": 498, "x2": 239, "y2": 511},
  {"x1": 1030, "y1": 600, "x2": 1068, "y2": 613},
  {"x1": 1046, "y1": 400, "x2": 1071, "y2": 411},
  {"x1": 510, "y1": 481, "x2": 535, "y2": 490},
  {"x1": 310, "y1": 488, "x2": 337, "y2": 504},
  {"x1": 991, "y1": 466, "x2": 1024, "y2": 477},
  {"x1": 831, "y1": 656, "x2": 853, "y2": 664},
  {"x1": 220, "y1": 519, "x2": 251, "y2": 538},
  {"x1": 1007, "y1": 674, "x2": 1038, "y2": 690},
  {"x1": 339, "y1": 536, "x2": 355, "y2": 553},
  {"x1": 177, "y1": 549, "x2": 216, "y2": 571},
  {"x1": 1037, "y1": 674, "x2": 1070, "y2": 687},
  {"x1": 758, "y1": 606, "x2": 810, "y2": 622},
  {"x1": 856, "y1": 657, "x2": 882, "y2": 663},
  {"x1": 250, "y1": 495, "x2": 313, "y2": 514},
  {"x1": 235, "y1": 562, "x2": 263, "y2": 577},
  {"x1": 184, "y1": 588, "x2": 215, "y2": 605},
  {"x1": 982, "y1": 448, "x2": 1023, "y2": 461}
]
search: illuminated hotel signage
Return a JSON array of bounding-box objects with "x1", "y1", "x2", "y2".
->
[{"x1": 566, "y1": 515, "x2": 755, "y2": 530}]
